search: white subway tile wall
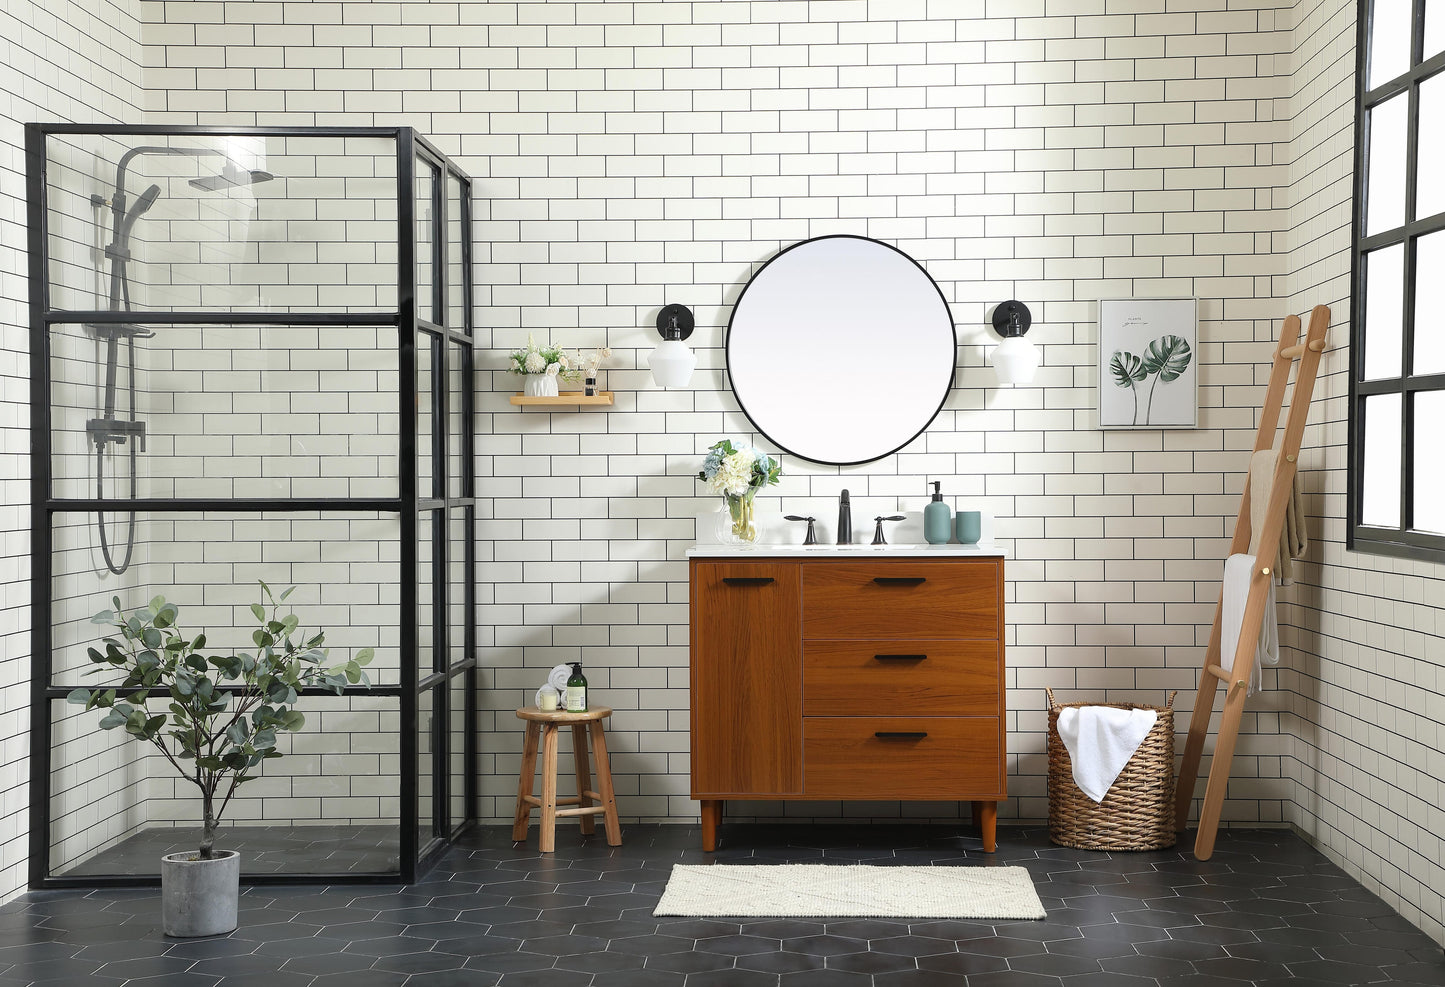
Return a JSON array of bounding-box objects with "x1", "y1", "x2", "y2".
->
[
  {"x1": 1281, "y1": 0, "x2": 1445, "y2": 946},
  {"x1": 143, "y1": 0, "x2": 1305, "y2": 830},
  {"x1": 0, "y1": 0, "x2": 148, "y2": 902}
]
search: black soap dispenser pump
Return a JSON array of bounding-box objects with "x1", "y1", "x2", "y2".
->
[{"x1": 924, "y1": 480, "x2": 951, "y2": 544}]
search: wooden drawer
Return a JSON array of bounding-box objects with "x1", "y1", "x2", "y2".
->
[
  {"x1": 802, "y1": 561, "x2": 999, "y2": 640},
  {"x1": 804, "y1": 717, "x2": 1002, "y2": 798},
  {"x1": 803, "y1": 640, "x2": 999, "y2": 716}
]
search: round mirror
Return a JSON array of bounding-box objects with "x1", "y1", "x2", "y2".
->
[{"x1": 726, "y1": 235, "x2": 956, "y2": 465}]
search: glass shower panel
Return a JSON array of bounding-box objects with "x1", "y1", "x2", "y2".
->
[
  {"x1": 417, "y1": 331, "x2": 438, "y2": 499},
  {"x1": 44, "y1": 133, "x2": 398, "y2": 314},
  {"x1": 417, "y1": 685, "x2": 437, "y2": 851},
  {"x1": 449, "y1": 509, "x2": 469, "y2": 668},
  {"x1": 49, "y1": 694, "x2": 402, "y2": 878},
  {"x1": 416, "y1": 161, "x2": 436, "y2": 325},
  {"x1": 448, "y1": 670, "x2": 468, "y2": 829},
  {"x1": 448, "y1": 342, "x2": 468, "y2": 500},
  {"x1": 49, "y1": 322, "x2": 401, "y2": 501},
  {"x1": 418, "y1": 510, "x2": 437, "y2": 678},
  {"x1": 447, "y1": 172, "x2": 466, "y2": 329},
  {"x1": 47, "y1": 510, "x2": 402, "y2": 686}
]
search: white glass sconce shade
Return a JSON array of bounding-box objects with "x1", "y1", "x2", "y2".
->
[
  {"x1": 649, "y1": 303, "x2": 696, "y2": 387},
  {"x1": 990, "y1": 334, "x2": 1040, "y2": 385},
  {"x1": 989, "y1": 300, "x2": 1039, "y2": 385},
  {"x1": 648, "y1": 338, "x2": 696, "y2": 387}
]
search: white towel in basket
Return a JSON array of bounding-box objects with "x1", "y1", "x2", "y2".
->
[{"x1": 1057, "y1": 705, "x2": 1158, "y2": 803}]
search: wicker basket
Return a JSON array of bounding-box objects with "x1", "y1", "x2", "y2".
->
[{"x1": 1046, "y1": 688, "x2": 1177, "y2": 851}]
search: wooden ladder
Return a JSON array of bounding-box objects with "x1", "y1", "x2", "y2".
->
[{"x1": 1174, "y1": 304, "x2": 1331, "y2": 861}]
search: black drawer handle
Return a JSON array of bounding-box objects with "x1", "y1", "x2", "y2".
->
[
  {"x1": 874, "y1": 654, "x2": 928, "y2": 662},
  {"x1": 722, "y1": 576, "x2": 774, "y2": 586},
  {"x1": 874, "y1": 731, "x2": 928, "y2": 739},
  {"x1": 873, "y1": 576, "x2": 927, "y2": 586}
]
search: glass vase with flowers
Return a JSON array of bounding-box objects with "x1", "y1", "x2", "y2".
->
[{"x1": 697, "y1": 439, "x2": 782, "y2": 545}]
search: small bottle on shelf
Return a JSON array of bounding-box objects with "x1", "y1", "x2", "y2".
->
[{"x1": 565, "y1": 662, "x2": 588, "y2": 712}]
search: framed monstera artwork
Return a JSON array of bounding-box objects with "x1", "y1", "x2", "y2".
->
[{"x1": 1098, "y1": 297, "x2": 1198, "y2": 429}]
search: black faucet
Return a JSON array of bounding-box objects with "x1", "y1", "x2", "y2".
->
[
  {"x1": 872, "y1": 515, "x2": 907, "y2": 545},
  {"x1": 837, "y1": 489, "x2": 852, "y2": 545}
]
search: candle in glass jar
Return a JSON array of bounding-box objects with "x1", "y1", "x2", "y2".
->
[{"x1": 539, "y1": 686, "x2": 559, "y2": 712}]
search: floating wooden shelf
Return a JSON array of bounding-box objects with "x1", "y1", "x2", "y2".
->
[{"x1": 510, "y1": 391, "x2": 615, "y2": 407}]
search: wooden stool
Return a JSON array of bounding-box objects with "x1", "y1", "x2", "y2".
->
[{"x1": 511, "y1": 706, "x2": 622, "y2": 852}]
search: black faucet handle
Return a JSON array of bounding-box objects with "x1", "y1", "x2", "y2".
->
[
  {"x1": 871, "y1": 515, "x2": 906, "y2": 546},
  {"x1": 784, "y1": 515, "x2": 818, "y2": 545}
]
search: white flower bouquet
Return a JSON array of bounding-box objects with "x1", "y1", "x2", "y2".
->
[
  {"x1": 507, "y1": 334, "x2": 580, "y2": 381},
  {"x1": 697, "y1": 439, "x2": 782, "y2": 543}
]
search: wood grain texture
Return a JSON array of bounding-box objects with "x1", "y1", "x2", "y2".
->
[
  {"x1": 689, "y1": 561, "x2": 803, "y2": 797},
  {"x1": 802, "y1": 560, "x2": 999, "y2": 640},
  {"x1": 803, "y1": 640, "x2": 999, "y2": 716},
  {"x1": 803, "y1": 717, "x2": 1003, "y2": 798}
]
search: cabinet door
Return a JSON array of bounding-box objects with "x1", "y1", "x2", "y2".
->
[{"x1": 690, "y1": 561, "x2": 802, "y2": 796}]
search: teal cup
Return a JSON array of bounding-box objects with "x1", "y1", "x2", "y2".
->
[{"x1": 956, "y1": 510, "x2": 982, "y2": 545}]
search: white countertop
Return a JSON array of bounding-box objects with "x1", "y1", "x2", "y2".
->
[{"x1": 686, "y1": 543, "x2": 1006, "y2": 558}]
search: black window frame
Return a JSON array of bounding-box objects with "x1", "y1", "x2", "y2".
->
[{"x1": 1349, "y1": 0, "x2": 1445, "y2": 563}]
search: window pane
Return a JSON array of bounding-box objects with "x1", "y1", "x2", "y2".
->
[
  {"x1": 1417, "y1": 391, "x2": 1445, "y2": 532},
  {"x1": 1365, "y1": 243, "x2": 1406, "y2": 379},
  {"x1": 449, "y1": 671, "x2": 468, "y2": 829},
  {"x1": 1363, "y1": 393, "x2": 1403, "y2": 527},
  {"x1": 1428, "y1": 1, "x2": 1444, "y2": 61},
  {"x1": 448, "y1": 342, "x2": 467, "y2": 500},
  {"x1": 1367, "y1": 93, "x2": 1409, "y2": 236},
  {"x1": 1370, "y1": 0, "x2": 1414, "y2": 88},
  {"x1": 1415, "y1": 230, "x2": 1445, "y2": 374},
  {"x1": 1420, "y1": 73, "x2": 1445, "y2": 221}
]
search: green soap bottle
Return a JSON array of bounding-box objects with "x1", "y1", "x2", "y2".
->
[
  {"x1": 565, "y1": 662, "x2": 588, "y2": 712},
  {"x1": 924, "y1": 480, "x2": 952, "y2": 544}
]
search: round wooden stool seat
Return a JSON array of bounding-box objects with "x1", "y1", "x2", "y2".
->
[
  {"x1": 511, "y1": 706, "x2": 621, "y2": 852},
  {"x1": 516, "y1": 705, "x2": 612, "y2": 724}
]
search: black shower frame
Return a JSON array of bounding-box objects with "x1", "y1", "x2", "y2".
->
[{"x1": 24, "y1": 123, "x2": 477, "y2": 888}]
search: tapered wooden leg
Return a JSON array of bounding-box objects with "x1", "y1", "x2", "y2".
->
[
  {"x1": 972, "y1": 801, "x2": 997, "y2": 852},
  {"x1": 1194, "y1": 683, "x2": 1249, "y2": 861},
  {"x1": 572, "y1": 724, "x2": 595, "y2": 835},
  {"x1": 512, "y1": 721, "x2": 541, "y2": 842},
  {"x1": 1177, "y1": 598, "x2": 1226, "y2": 830},
  {"x1": 588, "y1": 719, "x2": 622, "y2": 847},
  {"x1": 701, "y1": 799, "x2": 722, "y2": 852},
  {"x1": 540, "y1": 724, "x2": 559, "y2": 853}
]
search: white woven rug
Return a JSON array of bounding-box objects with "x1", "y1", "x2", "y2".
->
[{"x1": 653, "y1": 864, "x2": 1046, "y2": 919}]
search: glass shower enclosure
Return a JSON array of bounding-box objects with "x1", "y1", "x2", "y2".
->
[{"x1": 25, "y1": 124, "x2": 475, "y2": 885}]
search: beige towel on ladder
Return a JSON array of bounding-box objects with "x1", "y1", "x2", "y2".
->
[{"x1": 1248, "y1": 448, "x2": 1308, "y2": 583}]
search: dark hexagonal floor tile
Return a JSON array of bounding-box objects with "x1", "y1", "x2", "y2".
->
[
  {"x1": 780, "y1": 969, "x2": 873, "y2": 986},
  {"x1": 462, "y1": 950, "x2": 556, "y2": 974},
  {"x1": 869, "y1": 934, "x2": 957, "y2": 957},
  {"x1": 780, "y1": 934, "x2": 867, "y2": 957},
  {"x1": 916, "y1": 951, "x2": 1011, "y2": 976},
  {"x1": 697, "y1": 933, "x2": 781, "y2": 956},
  {"x1": 685, "y1": 969, "x2": 780, "y2": 987},
  {"x1": 371, "y1": 950, "x2": 468, "y2": 975}
]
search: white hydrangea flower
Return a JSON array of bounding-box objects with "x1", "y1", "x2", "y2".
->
[
  {"x1": 524, "y1": 351, "x2": 547, "y2": 374},
  {"x1": 715, "y1": 451, "x2": 754, "y2": 497},
  {"x1": 545, "y1": 362, "x2": 560, "y2": 377}
]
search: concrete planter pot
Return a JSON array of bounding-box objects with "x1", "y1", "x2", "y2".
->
[{"x1": 161, "y1": 850, "x2": 240, "y2": 937}]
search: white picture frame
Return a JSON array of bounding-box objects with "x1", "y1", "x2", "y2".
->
[{"x1": 1098, "y1": 297, "x2": 1199, "y2": 429}]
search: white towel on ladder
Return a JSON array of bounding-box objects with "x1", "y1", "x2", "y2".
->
[
  {"x1": 1220, "y1": 553, "x2": 1278, "y2": 697},
  {"x1": 1057, "y1": 705, "x2": 1158, "y2": 803}
]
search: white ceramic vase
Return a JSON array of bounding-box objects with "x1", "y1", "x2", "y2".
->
[{"x1": 524, "y1": 375, "x2": 559, "y2": 398}]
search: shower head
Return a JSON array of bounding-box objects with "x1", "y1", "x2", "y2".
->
[
  {"x1": 188, "y1": 162, "x2": 274, "y2": 192},
  {"x1": 117, "y1": 184, "x2": 162, "y2": 241}
]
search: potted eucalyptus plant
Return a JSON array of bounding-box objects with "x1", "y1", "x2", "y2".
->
[{"x1": 67, "y1": 581, "x2": 373, "y2": 937}]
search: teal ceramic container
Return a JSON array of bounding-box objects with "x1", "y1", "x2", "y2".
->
[{"x1": 956, "y1": 510, "x2": 982, "y2": 545}]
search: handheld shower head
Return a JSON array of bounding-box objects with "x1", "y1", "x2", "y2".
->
[
  {"x1": 115, "y1": 183, "x2": 161, "y2": 243},
  {"x1": 189, "y1": 162, "x2": 274, "y2": 192}
]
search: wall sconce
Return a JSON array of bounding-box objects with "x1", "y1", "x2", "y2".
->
[
  {"x1": 989, "y1": 300, "x2": 1039, "y2": 385},
  {"x1": 648, "y1": 303, "x2": 696, "y2": 387}
]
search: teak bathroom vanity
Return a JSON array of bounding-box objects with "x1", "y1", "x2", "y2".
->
[{"x1": 687, "y1": 547, "x2": 1006, "y2": 852}]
